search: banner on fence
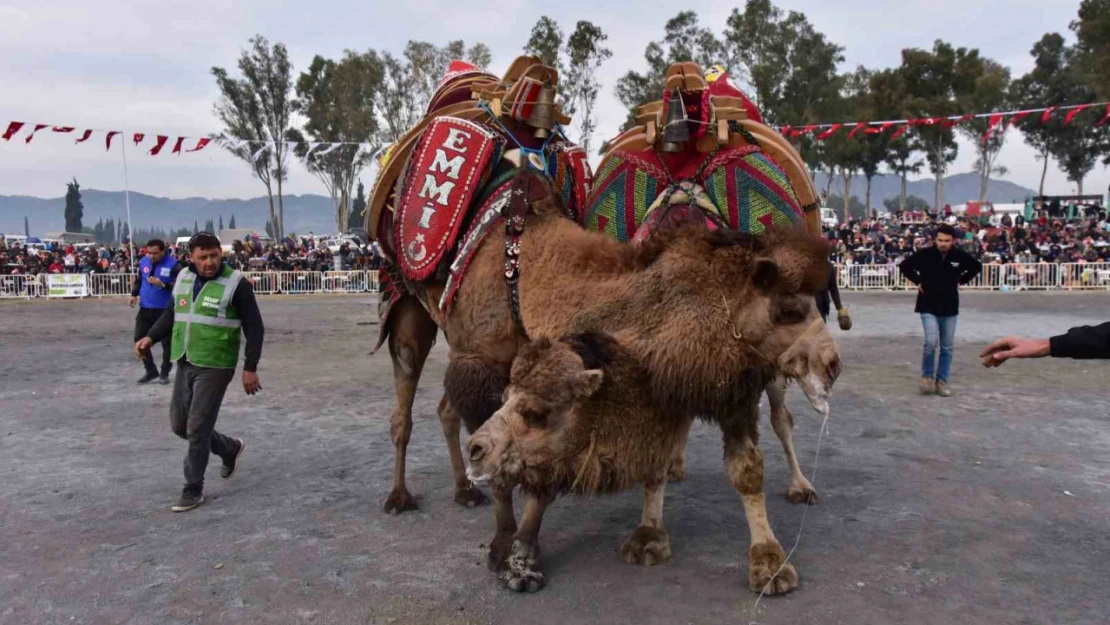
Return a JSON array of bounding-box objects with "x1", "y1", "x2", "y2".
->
[{"x1": 46, "y1": 274, "x2": 88, "y2": 298}]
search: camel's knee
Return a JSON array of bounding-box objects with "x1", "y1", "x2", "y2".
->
[
  {"x1": 770, "y1": 405, "x2": 795, "y2": 439},
  {"x1": 726, "y1": 438, "x2": 764, "y2": 495}
]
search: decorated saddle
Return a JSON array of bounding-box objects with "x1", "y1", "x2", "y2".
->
[
  {"x1": 367, "y1": 56, "x2": 592, "y2": 349},
  {"x1": 583, "y1": 63, "x2": 820, "y2": 242}
]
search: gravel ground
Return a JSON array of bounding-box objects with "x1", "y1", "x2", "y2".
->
[{"x1": 1, "y1": 291, "x2": 1108, "y2": 625}]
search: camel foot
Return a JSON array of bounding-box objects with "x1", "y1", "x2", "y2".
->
[
  {"x1": 487, "y1": 531, "x2": 514, "y2": 572},
  {"x1": 383, "y1": 488, "x2": 418, "y2": 514},
  {"x1": 667, "y1": 459, "x2": 686, "y2": 482},
  {"x1": 748, "y1": 541, "x2": 798, "y2": 595},
  {"x1": 620, "y1": 526, "x2": 672, "y2": 566},
  {"x1": 454, "y1": 484, "x2": 490, "y2": 508},
  {"x1": 499, "y1": 540, "x2": 545, "y2": 593},
  {"x1": 786, "y1": 481, "x2": 819, "y2": 505}
]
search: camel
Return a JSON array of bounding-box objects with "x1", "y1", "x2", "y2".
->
[
  {"x1": 466, "y1": 331, "x2": 808, "y2": 594},
  {"x1": 411, "y1": 169, "x2": 838, "y2": 595}
]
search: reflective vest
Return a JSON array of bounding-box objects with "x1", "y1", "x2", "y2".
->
[
  {"x1": 170, "y1": 265, "x2": 244, "y2": 369},
  {"x1": 138, "y1": 253, "x2": 177, "y2": 309}
]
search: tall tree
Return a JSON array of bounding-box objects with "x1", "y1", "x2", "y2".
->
[
  {"x1": 204, "y1": 219, "x2": 216, "y2": 233},
  {"x1": 23, "y1": 215, "x2": 29, "y2": 238},
  {"x1": 212, "y1": 35, "x2": 293, "y2": 240},
  {"x1": 900, "y1": 40, "x2": 984, "y2": 209},
  {"x1": 614, "y1": 11, "x2": 721, "y2": 128},
  {"x1": 1013, "y1": 34, "x2": 1069, "y2": 197},
  {"x1": 229, "y1": 214, "x2": 237, "y2": 229},
  {"x1": 218, "y1": 215, "x2": 224, "y2": 231},
  {"x1": 722, "y1": 0, "x2": 844, "y2": 126},
  {"x1": 523, "y1": 16, "x2": 564, "y2": 70},
  {"x1": 291, "y1": 50, "x2": 384, "y2": 232},
  {"x1": 64, "y1": 177, "x2": 83, "y2": 232},
  {"x1": 350, "y1": 180, "x2": 367, "y2": 234},
  {"x1": 1071, "y1": 0, "x2": 1110, "y2": 99},
  {"x1": 958, "y1": 59, "x2": 1011, "y2": 202},
  {"x1": 564, "y1": 21, "x2": 612, "y2": 155}
]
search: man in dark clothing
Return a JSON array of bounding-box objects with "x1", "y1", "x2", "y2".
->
[
  {"x1": 134, "y1": 233, "x2": 264, "y2": 512},
  {"x1": 898, "y1": 224, "x2": 982, "y2": 397},
  {"x1": 129, "y1": 239, "x2": 180, "y2": 384},
  {"x1": 815, "y1": 261, "x2": 852, "y2": 330},
  {"x1": 980, "y1": 322, "x2": 1110, "y2": 365}
]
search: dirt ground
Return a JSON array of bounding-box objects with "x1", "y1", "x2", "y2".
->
[{"x1": 2, "y1": 292, "x2": 1108, "y2": 625}]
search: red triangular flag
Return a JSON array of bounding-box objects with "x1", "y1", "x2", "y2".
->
[
  {"x1": 1095, "y1": 103, "x2": 1110, "y2": 128},
  {"x1": 816, "y1": 124, "x2": 842, "y2": 140},
  {"x1": 186, "y1": 137, "x2": 211, "y2": 152},
  {"x1": 779, "y1": 125, "x2": 792, "y2": 137},
  {"x1": 2, "y1": 121, "x2": 24, "y2": 141},
  {"x1": 889, "y1": 121, "x2": 917, "y2": 140},
  {"x1": 24, "y1": 124, "x2": 48, "y2": 144},
  {"x1": 1005, "y1": 111, "x2": 1032, "y2": 129},
  {"x1": 789, "y1": 124, "x2": 818, "y2": 138},
  {"x1": 75, "y1": 129, "x2": 93, "y2": 143},
  {"x1": 148, "y1": 135, "x2": 169, "y2": 155},
  {"x1": 941, "y1": 114, "x2": 973, "y2": 128},
  {"x1": 847, "y1": 122, "x2": 869, "y2": 138},
  {"x1": 52, "y1": 126, "x2": 75, "y2": 133},
  {"x1": 1041, "y1": 106, "x2": 1056, "y2": 124},
  {"x1": 171, "y1": 137, "x2": 186, "y2": 154},
  {"x1": 132, "y1": 133, "x2": 145, "y2": 145},
  {"x1": 865, "y1": 121, "x2": 896, "y2": 134},
  {"x1": 1064, "y1": 104, "x2": 1091, "y2": 125},
  {"x1": 982, "y1": 113, "x2": 1004, "y2": 143},
  {"x1": 105, "y1": 131, "x2": 120, "y2": 151}
]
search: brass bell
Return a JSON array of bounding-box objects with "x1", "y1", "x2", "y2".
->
[
  {"x1": 661, "y1": 87, "x2": 690, "y2": 152},
  {"x1": 527, "y1": 79, "x2": 556, "y2": 139}
]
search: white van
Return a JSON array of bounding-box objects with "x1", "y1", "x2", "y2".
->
[{"x1": 820, "y1": 207, "x2": 839, "y2": 229}]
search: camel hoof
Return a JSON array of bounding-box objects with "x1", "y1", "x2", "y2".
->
[
  {"x1": 786, "y1": 485, "x2": 819, "y2": 505},
  {"x1": 748, "y1": 541, "x2": 798, "y2": 595},
  {"x1": 487, "y1": 531, "x2": 514, "y2": 572},
  {"x1": 620, "y1": 526, "x2": 672, "y2": 566},
  {"x1": 499, "y1": 539, "x2": 545, "y2": 593},
  {"x1": 667, "y1": 461, "x2": 686, "y2": 482},
  {"x1": 383, "y1": 488, "x2": 418, "y2": 514},
  {"x1": 454, "y1": 484, "x2": 490, "y2": 508}
]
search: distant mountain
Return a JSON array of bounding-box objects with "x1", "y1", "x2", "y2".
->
[
  {"x1": 0, "y1": 189, "x2": 339, "y2": 236},
  {"x1": 812, "y1": 171, "x2": 1038, "y2": 207}
]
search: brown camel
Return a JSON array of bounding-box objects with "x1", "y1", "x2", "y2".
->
[{"x1": 396, "y1": 170, "x2": 837, "y2": 595}]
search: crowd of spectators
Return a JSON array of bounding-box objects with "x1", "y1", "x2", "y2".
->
[
  {"x1": 828, "y1": 205, "x2": 1110, "y2": 267},
  {"x1": 1, "y1": 238, "x2": 135, "y2": 275}
]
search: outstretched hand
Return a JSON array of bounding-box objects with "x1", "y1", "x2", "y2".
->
[{"x1": 980, "y1": 336, "x2": 1050, "y2": 368}]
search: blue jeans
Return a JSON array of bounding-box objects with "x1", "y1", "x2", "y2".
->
[{"x1": 921, "y1": 314, "x2": 957, "y2": 382}]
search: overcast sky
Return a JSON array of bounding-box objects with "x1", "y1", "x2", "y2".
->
[{"x1": 0, "y1": 0, "x2": 1106, "y2": 202}]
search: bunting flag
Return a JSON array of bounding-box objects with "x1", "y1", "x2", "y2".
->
[
  {"x1": 1041, "y1": 107, "x2": 1056, "y2": 124},
  {"x1": 105, "y1": 131, "x2": 120, "y2": 151},
  {"x1": 1095, "y1": 103, "x2": 1110, "y2": 128},
  {"x1": 171, "y1": 136, "x2": 186, "y2": 155},
  {"x1": 982, "y1": 113, "x2": 1004, "y2": 143},
  {"x1": 52, "y1": 126, "x2": 75, "y2": 134},
  {"x1": 132, "y1": 132, "x2": 145, "y2": 145},
  {"x1": 148, "y1": 135, "x2": 169, "y2": 155},
  {"x1": 24, "y1": 124, "x2": 48, "y2": 144},
  {"x1": 816, "y1": 123, "x2": 842, "y2": 140},
  {"x1": 251, "y1": 142, "x2": 272, "y2": 162},
  {"x1": 888, "y1": 120, "x2": 916, "y2": 140},
  {"x1": 1064, "y1": 104, "x2": 1091, "y2": 125},
  {"x1": 186, "y1": 137, "x2": 211, "y2": 152},
  {"x1": 941, "y1": 114, "x2": 973, "y2": 129},
  {"x1": 2, "y1": 121, "x2": 24, "y2": 141},
  {"x1": 847, "y1": 122, "x2": 869, "y2": 138},
  {"x1": 75, "y1": 129, "x2": 93, "y2": 143},
  {"x1": 1005, "y1": 111, "x2": 1033, "y2": 129}
]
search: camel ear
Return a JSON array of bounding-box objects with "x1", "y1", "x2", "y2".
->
[
  {"x1": 572, "y1": 369, "x2": 604, "y2": 398},
  {"x1": 752, "y1": 258, "x2": 780, "y2": 292}
]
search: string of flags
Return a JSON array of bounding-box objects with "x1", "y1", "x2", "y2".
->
[
  {"x1": 0, "y1": 120, "x2": 373, "y2": 161},
  {"x1": 776, "y1": 101, "x2": 1110, "y2": 143}
]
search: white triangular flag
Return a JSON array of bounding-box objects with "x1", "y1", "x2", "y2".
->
[{"x1": 251, "y1": 142, "x2": 273, "y2": 162}]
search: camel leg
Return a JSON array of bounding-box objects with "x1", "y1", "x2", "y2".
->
[
  {"x1": 766, "y1": 376, "x2": 818, "y2": 505},
  {"x1": 668, "y1": 415, "x2": 694, "y2": 482},
  {"x1": 487, "y1": 484, "x2": 518, "y2": 572},
  {"x1": 620, "y1": 468, "x2": 672, "y2": 566},
  {"x1": 499, "y1": 493, "x2": 553, "y2": 593},
  {"x1": 722, "y1": 396, "x2": 799, "y2": 596},
  {"x1": 436, "y1": 395, "x2": 490, "y2": 508},
  {"x1": 382, "y1": 296, "x2": 437, "y2": 514}
]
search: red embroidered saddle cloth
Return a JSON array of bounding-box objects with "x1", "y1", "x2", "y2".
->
[{"x1": 394, "y1": 117, "x2": 499, "y2": 282}]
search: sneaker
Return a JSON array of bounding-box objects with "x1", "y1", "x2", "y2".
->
[
  {"x1": 159, "y1": 374, "x2": 171, "y2": 385},
  {"x1": 936, "y1": 381, "x2": 952, "y2": 397},
  {"x1": 137, "y1": 372, "x2": 159, "y2": 385},
  {"x1": 919, "y1": 377, "x2": 935, "y2": 395},
  {"x1": 171, "y1": 489, "x2": 204, "y2": 512},
  {"x1": 221, "y1": 439, "x2": 245, "y2": 479}
]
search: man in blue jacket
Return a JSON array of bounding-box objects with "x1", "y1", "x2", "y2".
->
[{"x1": 129, "y1": 239, "x2": 179, "y2": 384}]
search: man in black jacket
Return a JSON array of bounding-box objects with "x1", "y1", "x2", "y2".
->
[
  {"x1": 980, "y1": 322, "x2": 1110, "y2": 365},
  {"x1": 898, "y1": 224, "x2": 983, "y2": 397}
]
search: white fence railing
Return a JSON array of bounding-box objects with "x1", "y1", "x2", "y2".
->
[
  {"x1": 0, "y1": 270, "x2": 382, "y2": 299},
  {"x1": 4, "y1": 264, "x2": 1110, "y2": 300}
]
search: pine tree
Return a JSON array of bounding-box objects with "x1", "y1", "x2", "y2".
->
[
  {"x1": 64, "y1": 178, "x2": 84, "y2": 232},
  {"x1": 218, "y1": 215, "x2": 224, "y2": 231},
  {"x1": 264, "y1": 219, "x2": 274, "y2": 239},
  {"x1": 194, "y1": 220, "x2": 199, "y2": 235},
  {"x1": 229, "y1": 214, "x2": 237, "y2": 229},
  {"x1": 23, "y1": 216, "x2": 29, "y2": 238}
]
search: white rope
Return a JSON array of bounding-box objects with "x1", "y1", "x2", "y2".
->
[{"x1": 753, "y1": 403, "x2": 831, "y2": 612}]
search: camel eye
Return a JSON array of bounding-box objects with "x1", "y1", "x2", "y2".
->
[
  {"x1": 774, "y1": 296, "x2": 808, "y2": 325},
  {"x1": 520, "y1": 406, "x2": 548, "y2": 427}
]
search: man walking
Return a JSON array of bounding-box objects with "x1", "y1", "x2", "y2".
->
[
  {"x1": 130, "y1": 239, "x2": 179, "y2": 384},
  {"x1": 898, "y1": 224, "x2": 982, "y2": 397},
  {"x1": 135, "y1": 233, "x2": 264, "y2": 512}
]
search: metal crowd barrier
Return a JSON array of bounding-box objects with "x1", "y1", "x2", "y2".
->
[{"x1": 4, "y1": 265, "x2": 1110, "y2": 300}]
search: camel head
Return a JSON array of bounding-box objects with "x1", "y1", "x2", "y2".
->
[{"x1": 465, "y1": 336, "x2": 605, "y2": 490}]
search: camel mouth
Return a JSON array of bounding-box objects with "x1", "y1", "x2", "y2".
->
[
  {"x1": 795, "y1": 372, "x2": 830, "y2": 415},
  {"x1": 466, "y1": 466, "x2": 491, "y2": 486}
]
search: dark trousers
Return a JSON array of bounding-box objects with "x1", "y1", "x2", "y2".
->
[
  {"x1": 169, "y1": 360, "x2": 237, "y2": 492},
  {"x1": 135, "y1": 307, "x2": 172, "y2": 376}
]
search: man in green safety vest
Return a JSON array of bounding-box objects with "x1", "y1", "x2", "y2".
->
[{"x1": 135, "y1": 232, "x2": 264, "y2": 512}]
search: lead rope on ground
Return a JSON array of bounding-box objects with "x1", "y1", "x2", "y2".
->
[{"x1": 753, "y1": 404, "x2": 831, "y2": 612}]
